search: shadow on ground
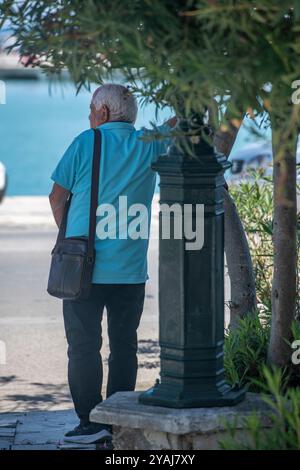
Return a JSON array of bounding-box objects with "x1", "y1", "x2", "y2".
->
[
  {"x1": 0, "y1": 339, "x2": 160, "y2": 412},
  {"x1": 0, "y1": 378, "x2": 71, "y2": 413}
]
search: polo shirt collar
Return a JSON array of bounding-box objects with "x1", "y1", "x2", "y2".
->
[{"x1": 98, "y1": 121, "x2": 135, "y2": 131}]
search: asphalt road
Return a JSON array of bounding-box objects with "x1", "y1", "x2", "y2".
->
[{"x1": 0, "y1": 228, "x2": 160, "y2": 413}]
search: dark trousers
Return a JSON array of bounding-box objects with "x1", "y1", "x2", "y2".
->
[{"x1": 63, "y1": 283, "x2": 145, "y2": 423}]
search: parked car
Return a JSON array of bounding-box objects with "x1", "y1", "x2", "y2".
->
[
  {"x1": 0, "y1": 161, "x2": 7, "y2": 203},
  {"x1": 226, "y1": 141, "x2": 300, "y2": 184},
  {"x1": 227, "y1": 142, "x2": 273, "y2": 182}
]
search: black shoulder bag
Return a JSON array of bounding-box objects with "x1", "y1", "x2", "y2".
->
[{"x1": 47, "y1": 128, "x2": 101, "y2": 300}]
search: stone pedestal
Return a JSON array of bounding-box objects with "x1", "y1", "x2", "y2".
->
[{"x1": 90, "y1": 392, "x2": 272, "y2": 450}]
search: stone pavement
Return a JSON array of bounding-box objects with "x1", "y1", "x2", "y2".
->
[{"x1": 0, "y1": 409, "x2": 113, "y2": 451}]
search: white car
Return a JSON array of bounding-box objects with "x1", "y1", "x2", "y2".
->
[
  {"x1": 227, "y1": 142, "x2": 273, "y2": 183},
  {"x1": 226, "y1": 141, "x2": 300, "y2": 184},
  {"x1": 0, "y1": 161, "x2": 7, "y2": 203}
]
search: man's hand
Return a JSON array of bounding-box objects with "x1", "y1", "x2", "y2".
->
[
  {"x1": 165, "y1": 116, "x2": 177, "y2": 128},
  {"x1": 49, "y1": 183, "x2": 70, "y2": 228}
]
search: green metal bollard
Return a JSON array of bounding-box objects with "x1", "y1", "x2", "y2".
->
[{"x1": 139, "y1": 119, "x2": 245, "y2": 408}]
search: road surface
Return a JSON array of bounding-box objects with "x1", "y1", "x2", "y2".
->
[{"x1": 0, "y1": 196, "x2": 230, "y2": 413}]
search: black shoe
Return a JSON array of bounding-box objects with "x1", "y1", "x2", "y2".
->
[{"x1": 64, "y1": 422, "x2": 112, "y2": 445}]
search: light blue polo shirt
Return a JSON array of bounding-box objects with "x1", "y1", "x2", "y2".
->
[{"x1": 51, "y1": 121, "x2": 172, "y2": 284}]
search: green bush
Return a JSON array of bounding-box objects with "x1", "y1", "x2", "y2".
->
[
  {"x1": 224, "y1": 314, "x2": 300, "y2": 392},
  {"x1": 229, "y1": 173, "x2": 274, "y2": 315},
  {"x1": 219, "y1": 367, "x2": 300, "y2": 450},
  {"x1": 224, "y1": 314, "x2": 270, "y2": 392},
  {"x1": 224, "y1": 172, "x2": 300, "y2": 392},
  {"x1": 229, "y1": 171, "x2": 300, "y2": 318}
]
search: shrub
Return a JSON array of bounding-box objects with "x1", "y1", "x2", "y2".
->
[
  {"x1": 224, "y1": 172, "x2": 300, "y2": 391},
  {"x1": 219, "y1": 367, "x2": 300, "y2": 450},
  {"x1": 224, "y1": 314, "x2": 270, "y2": 392},
  {"x1": 229, "y1": 171, "x2": 300, "y2": 319}
]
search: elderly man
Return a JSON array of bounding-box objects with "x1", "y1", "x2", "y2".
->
[{"x1": 49, "y1": 84, "x2": 176, "y2": 444}]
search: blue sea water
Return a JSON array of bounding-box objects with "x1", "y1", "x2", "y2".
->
[{"x1": 0, "y1": 79, "x2": 270, "y2": 196}]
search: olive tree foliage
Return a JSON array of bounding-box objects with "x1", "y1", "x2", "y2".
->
[
  {"x1": 1, "y1": 1, "x2": 300, "y2": 364},
  {"x1": 0, "y1": 1, "x2": 298, "y2": 123}
]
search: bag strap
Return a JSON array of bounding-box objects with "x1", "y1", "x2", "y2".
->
[
  {"x1": 58, "y1": 194, "x2": 71, "y2": 241},
  {"x1": 57, "y1": 128, "x2": 102, "y2": 261},
  {"x1": 87, "y1": 128, "x2": 101, "y2": 260}
]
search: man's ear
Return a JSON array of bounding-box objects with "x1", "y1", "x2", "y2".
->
[{"x1": 101, "y1": 105, "x2": 109, "y2": 122}]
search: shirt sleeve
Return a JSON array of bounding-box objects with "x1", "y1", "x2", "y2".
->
[
  {"x1": 51, "y1": 138, "x2": 79, "y2": 191},
  {"x1": 150, "y1": 123, "x2": 173, "y2": 163},
  {"x1": 139, "y1": 123, "x2": 173, "y2": 165}
]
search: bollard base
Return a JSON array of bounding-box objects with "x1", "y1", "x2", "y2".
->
[
  {"x1": 138, "y1": 383, "x2": 246, "y2": 408},
  {"x1": 90, "y1": 391, "x2": 272, "y2": 450}
]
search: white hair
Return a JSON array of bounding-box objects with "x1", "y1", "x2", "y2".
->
[{"x1": 92, "y1": 84, "x2": 138, "y2": 123}]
